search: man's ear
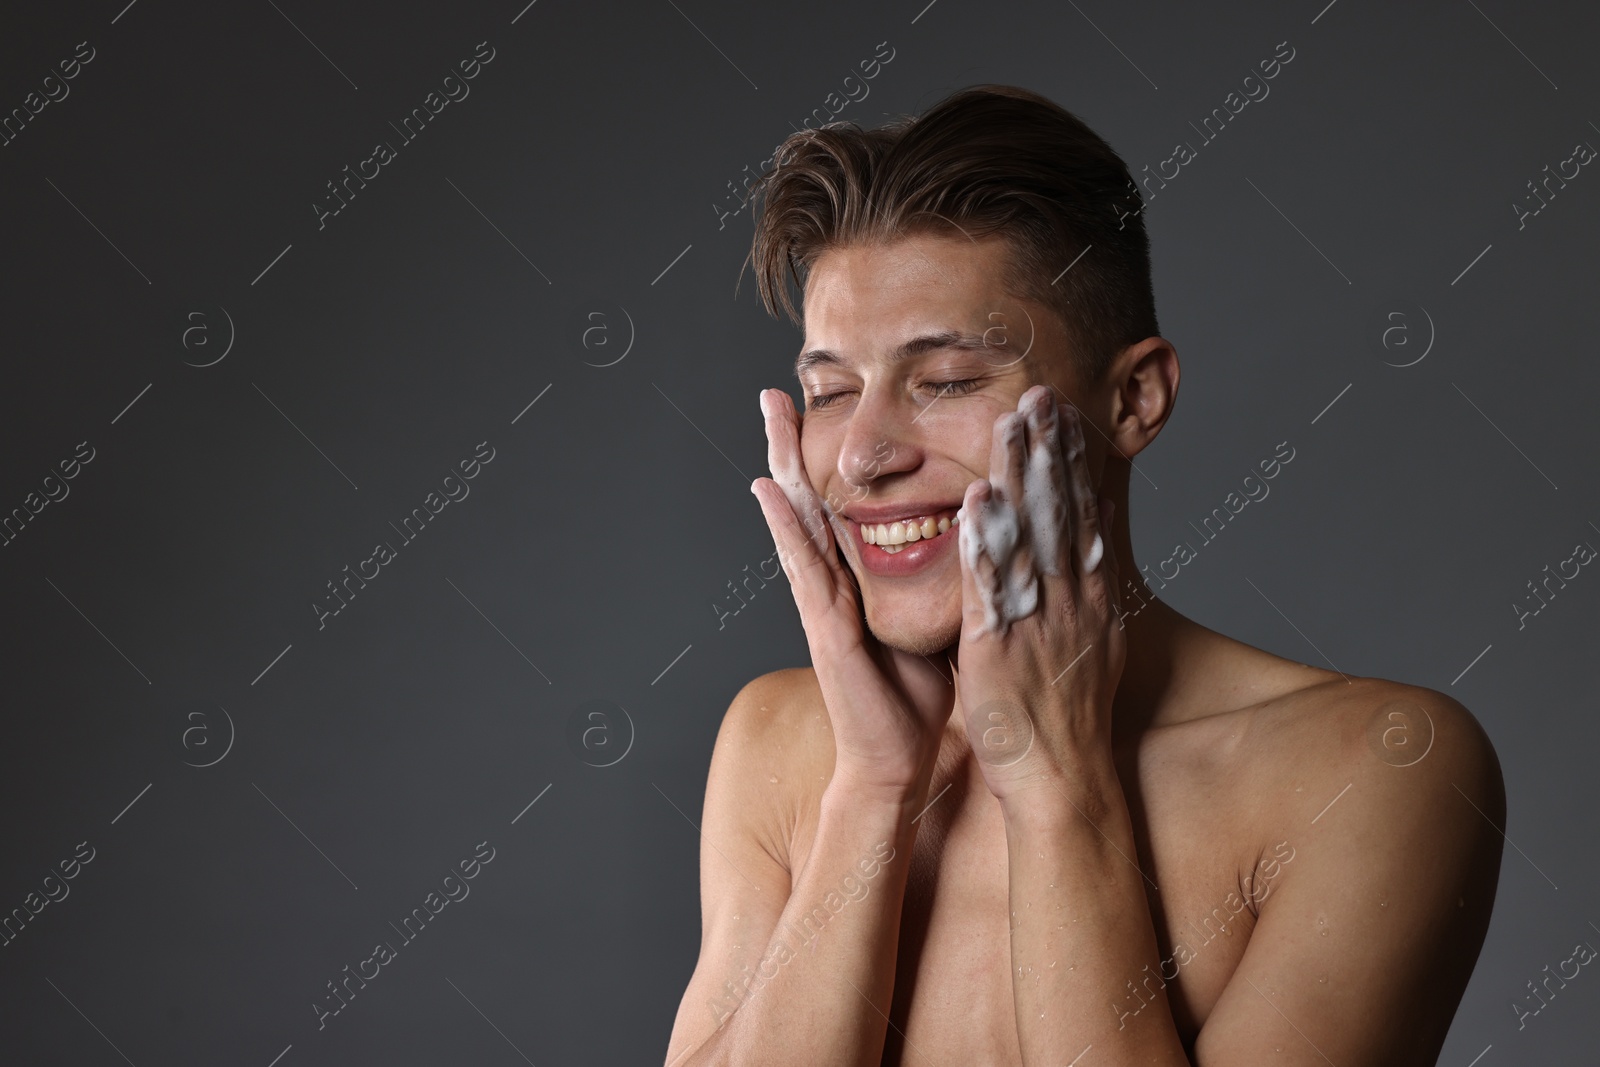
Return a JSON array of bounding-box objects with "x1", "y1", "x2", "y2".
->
[{"x1": 1107, "y1": 336, "x2": 1179, "y2": 460}]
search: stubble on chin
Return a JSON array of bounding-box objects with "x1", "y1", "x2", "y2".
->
[
  {"x1": 863, "y1": 603, "x2": 962, "y2": 658},
  {"x1": 841, "y1": 549, "x2": 961, "y2": 657}
]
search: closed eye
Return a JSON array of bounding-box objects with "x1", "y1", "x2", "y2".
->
[
  {"x1": 923, "y1": 378, "x2": 983, "y2": 399},
  {"x1": 807, "y1": 378, "x2": 985, "y2": 410},
  {"x1": 806, "y1": 390, "x2": 852, "y2": 410}
]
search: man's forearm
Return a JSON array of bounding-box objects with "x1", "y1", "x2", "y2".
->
[
  {"x1": 680, "y1": 780, "x2": 926, "y2": 1067},
  {"x1": 1002, "y1": 756, "x2": 1191, "y2": 1066}
]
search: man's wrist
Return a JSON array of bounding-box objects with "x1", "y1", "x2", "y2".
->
[
  {"x1": 822, "y1": 771, "x2": 931, "y2": 822},
  {"x1": 995, "y1": 755, "x2": 1126, "y2": 832}
]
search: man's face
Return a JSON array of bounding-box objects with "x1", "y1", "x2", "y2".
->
[{"x1": 796, "y1": 231, "x2": 1089, "y2": 656}]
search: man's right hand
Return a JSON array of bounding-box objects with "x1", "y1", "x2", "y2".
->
[{"x1": 750, "y1": 387, "x2": 954, "y2": 798}]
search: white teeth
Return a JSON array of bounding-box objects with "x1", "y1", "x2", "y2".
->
[{"x1": 859, "y1": 511, "x2": 959, "y2": 549}]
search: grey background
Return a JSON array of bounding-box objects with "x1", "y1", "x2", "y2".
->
[{"x1": 1, "y1": 0, "x2": 1595, "y2": 1063}]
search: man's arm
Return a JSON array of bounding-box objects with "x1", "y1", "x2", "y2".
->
[
  {"x1": 662, "y1": 671, "x2": 931, "y2": 1067},
  {"x1": 999, "y1": 684, "x2": 1504, "y2": 1066},
  {"x1": 1191, "y1": 688, "x2": 1504, "y2": 1064}
]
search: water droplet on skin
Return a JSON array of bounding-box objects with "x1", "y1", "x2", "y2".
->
[
  {"x1": 1317, "y1": 974, "x2": 1328, "y2": 984},
  {"x1": 1320, "y1": 929, "x2": 1328, "y2": 936},
  {"x1": 769, "y1": 775, "x2": 778, "y2": 783},
  {"x1": 1050, "y1": 961, "x2": 1057, "y2": 968}
]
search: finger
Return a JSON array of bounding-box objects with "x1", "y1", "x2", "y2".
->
[
  {"x1": 958, "y1": 477, "x2": 1037, "y2": 637},
  {"x1": 750, "y1": 476, "x2": 836, "y2": 617},
  {"x1": 760, "y1": 388, "x2": 832, "y2": 557},
  {"x1": 1059, "y1": 402, "x2": 1104, "y2": 579},
  {"x1": 988, "y1": 408, "x2": 1028, "y2": 567},
  {"x1": 957, "y1": 478, "x2": 1004, "y2": 636},
  {"x1": 1020, "y1": 385, "x2": 1070, "y2": 578}
]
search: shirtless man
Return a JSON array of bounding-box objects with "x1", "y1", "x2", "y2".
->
[{"x1": 663, "y1": 85, "x2": 1505, "y2": 1066}]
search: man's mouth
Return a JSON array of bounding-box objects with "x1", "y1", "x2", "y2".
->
[{"x1": 856, "y1": 507, "x2": 963, "y2": 555}]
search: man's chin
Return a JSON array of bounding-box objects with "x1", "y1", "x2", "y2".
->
[{"x1": 864, "y1": 613, "x2": 961, "y2": 658}]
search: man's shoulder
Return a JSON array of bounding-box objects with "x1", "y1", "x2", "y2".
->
[
  {"x1": 1246, "y1": 672, "x2": 1498, "y2": 781},
  {"x1": 1234, "y1": 670, "x2": 1504, "y2": 850},
  {"x1": 716, "y1": 666, "x2": 836, "y2": 779},
  {"x1": 708, "y1": 668, "x2": 836, "y2": 874},
  {"x1": 722, "y1": 666, "x2": 825, "y2": 735}
]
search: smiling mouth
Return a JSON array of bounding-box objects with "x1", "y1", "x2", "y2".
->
[{"x1": 857, "y1": 508, "x2": 962, "y2": 554}]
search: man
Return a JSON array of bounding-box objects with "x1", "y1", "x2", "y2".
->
[{"x1": 663, "y1": 85, "x2": 1504, "y2": 1066}]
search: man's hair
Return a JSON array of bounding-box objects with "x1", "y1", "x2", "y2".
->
[{"x1": 743, "y1": 84, "x2": 1158, "y2": 382}]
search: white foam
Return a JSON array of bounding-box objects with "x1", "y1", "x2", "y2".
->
[
  {"x1": 1083, "y1": 533, "x2": 1103, "y2": 574},
  {"x1": 960, "y1": 390, "x2": 1102, "y2": 635},
  {"x1": 959, "y1": 484, "x2": 1039, "y2": 636},
  {"x1": 1021, "y1": 403, "x2": 1068, "y2": 577}
]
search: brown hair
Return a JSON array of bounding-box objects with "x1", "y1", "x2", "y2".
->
[{"x1": 743, "y1": 84, "x2": 1158, "y2": 382}]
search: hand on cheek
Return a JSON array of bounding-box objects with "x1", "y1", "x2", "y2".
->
[{"x1": 955, "y1": 385, "x2": 1126, "y2": 800}]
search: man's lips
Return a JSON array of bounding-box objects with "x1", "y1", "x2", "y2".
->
[{"x1": 840, "y1": 501, "x2": 964, "y2": 524}]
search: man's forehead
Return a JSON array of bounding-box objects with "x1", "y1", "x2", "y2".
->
[
  {"x1": 803, "y1": 250, "x2": 1016, "y2": 339},
  {"x1": 806, "y1": 235, "x2": 1011, "y2": 303}
]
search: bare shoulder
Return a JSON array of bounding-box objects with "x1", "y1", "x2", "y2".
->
[
  {"x1": 1241, "y1": 670, "x2": 1504, "y2": 807},
  {"x1": 1192, "y1": 668, "x2": 1508, "y2": 1062},
  {"x1": 712, "y1": 667, "x2": 836, "y2": 870},
  {"x1": 720, "y1": 666, "x2": 832, "y2": 761}
]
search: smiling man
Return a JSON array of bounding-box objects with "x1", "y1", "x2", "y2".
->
[{"x1": 663, "y1": 85, "x2": 1505, "y2": 1067}]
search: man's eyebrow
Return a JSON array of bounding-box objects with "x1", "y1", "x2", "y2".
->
[{"x1": 794, "y1": 330, "x2": 992, "y2": 377}]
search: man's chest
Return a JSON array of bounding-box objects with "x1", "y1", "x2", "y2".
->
[{"x1": 855, "y1": 747, "x2": 1271, "y2": 1064}]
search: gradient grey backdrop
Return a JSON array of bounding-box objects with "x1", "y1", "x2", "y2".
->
[{"x1": 2, "y1": 0, "x2": 1596, "y2": 1063}]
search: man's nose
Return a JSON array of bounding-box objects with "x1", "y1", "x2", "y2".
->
[{"x1": 836, "y1": 390, "x2": 916, "y2": 492}]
